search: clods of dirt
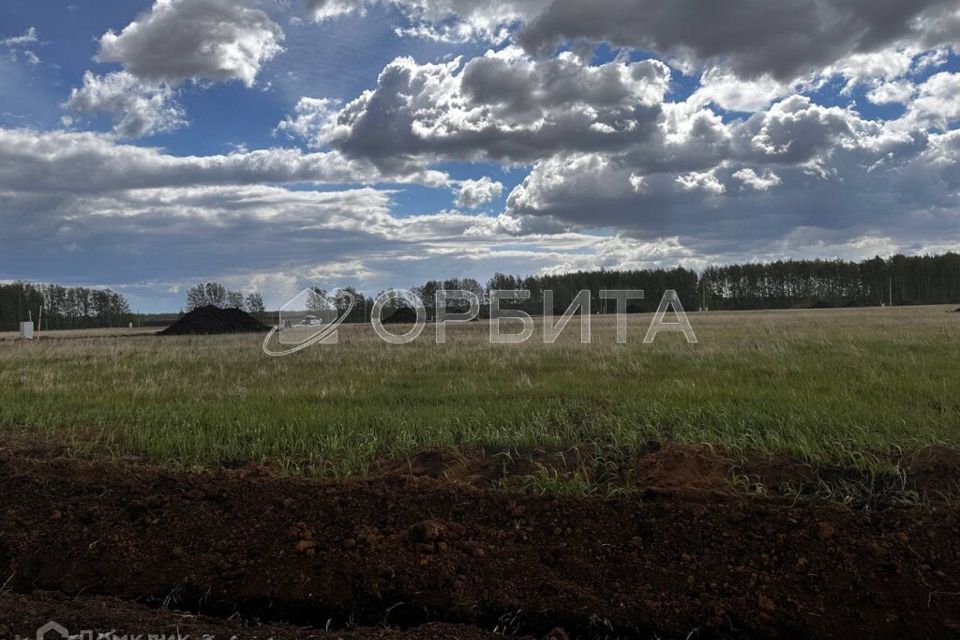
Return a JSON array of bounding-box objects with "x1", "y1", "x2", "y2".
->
[
  {"x1": 158, "y1": 305, "x2": 270, "y2": 335},
  {"x1": 379, "y1": 447, "x2": 522, "y2": 486},
  {"x1": 906, "y1": 445, "x2": 960, "y2": 495},
  {"x1": 0, "y1": 591, "x2": 522, "y2": 640},
  {"x1": 630, "y1": 442, "x2": 733, "y2": 490},
  {"x1": 1, "y1": 453, "x2": 959, "y2": 639}
]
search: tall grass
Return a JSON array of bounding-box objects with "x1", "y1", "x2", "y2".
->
[{"x1": 0, "y1": 305, "x2": 958, "y2": 476}]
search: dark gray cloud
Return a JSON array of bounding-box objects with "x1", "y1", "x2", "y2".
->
[
  {"x1": 268, "y1": 39, "x2": 960, "y2": 267},
  {"x1": 307, "y1": 53, "x2": 891, "y2": 176},
  {"x1": 505, "y1": 105, "x2": 960, "y2": 260},
  {"x1": 299, "y1": 0, "x2": 957, "y2": 81},
  {"x1": 302, "y1": 51, "x2": 670, "y2": 170},
  {"x1": 518, "y1": 0, "x2": 957, "y2": 80}
]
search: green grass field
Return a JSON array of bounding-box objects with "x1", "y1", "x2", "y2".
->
[{"x1": 1, "y1": 306, "x2": 959, "y2": 477}]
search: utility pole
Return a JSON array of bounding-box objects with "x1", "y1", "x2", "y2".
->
[{"x1": 888, "y1": 276, "x2": 893, "y2": 307}]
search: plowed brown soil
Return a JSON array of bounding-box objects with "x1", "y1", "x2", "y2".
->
[
  {"x1": 1, "y1": 449, "x2": 959, "y2": 639},
  {"x1": 0, "y1": 591, "x2": 529, "y2": 640}
]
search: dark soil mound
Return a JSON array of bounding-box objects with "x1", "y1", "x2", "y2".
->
[
  {"x1": 158, "y1": 305, "x2": 269, "y2": 335},
  {"x1": 953, "y1": 307, "x2": 960, "y2": 312},
  {"x1": 383, "y1": 306, "x2": 419, "y2": 324}
]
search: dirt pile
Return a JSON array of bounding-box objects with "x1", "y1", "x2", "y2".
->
[
  {"x1": 158, "y1": 305, "x2": 270, "y2": 335},
  {"x1": 0, "y1": 453, "x2": 959, "y2": 639},
  {"x1": 384, "y1": 306, "x2": 419, "y2": 323},
  {"x1": 630, "y1": 443, "x2": 734, "y2": 489}
]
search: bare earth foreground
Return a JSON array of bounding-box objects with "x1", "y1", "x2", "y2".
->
[{"x1": 1, "y1": 448, "x2": 959, "y2": 640}]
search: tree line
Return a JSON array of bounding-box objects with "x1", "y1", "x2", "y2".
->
[
  {"x1": 0, "y1": 282, "x2": 132, "y2": 331},
  {"x1": 702, "y1": 253, "x2": 960, "y2": 310},
  {"x1": 334, "y1": 253, "x2": 960, "y2": 319},
  {"x1": 285, "y1": 268, "x2": 700, "y2": 322},
  {"x1": 410, "y1": 270, "x2": 700, "y2": 317}
]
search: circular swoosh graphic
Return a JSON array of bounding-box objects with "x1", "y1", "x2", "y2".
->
[{"x1": 262, "y1": 292, "x2": 355, "y2": 357}]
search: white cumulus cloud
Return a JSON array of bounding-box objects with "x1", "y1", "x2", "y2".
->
[
  {"x1": 733, "y1": 168, "x2": 782, "y2": 191},
  {"x1": 63, "y1": 71, "x2": 186, "y2": 138},
  {"x1": 455, "y1": 176, "x2": 503, "y2": 208},
  {"x1": 281, "y1": 48, "x2": 671, "y2": 169},
  {"x1": 97, "y1": 0, "x2": 284, "y2": 87}
]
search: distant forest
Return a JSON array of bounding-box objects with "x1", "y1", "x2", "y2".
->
[
  {"x1": 353, "y1": 252, "x2": 960, "y2": 320},
  {"x1": 701, "y1": 253, "x2": 960, "y2": 311},
  {"x1": 0, "y1": 282, "x2": 131, "y2": 332},
  {"x1": 3, "y1": 253, "x2": 960, "y2": 331}
]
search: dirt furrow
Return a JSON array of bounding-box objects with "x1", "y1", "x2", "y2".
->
[{"x1": 0, "y1": 454, "x2": 958, "y2": 639}]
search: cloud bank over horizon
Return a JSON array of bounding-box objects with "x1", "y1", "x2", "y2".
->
[{"x1": 0, "y1": 0, "x2": 958, "y2": 311}]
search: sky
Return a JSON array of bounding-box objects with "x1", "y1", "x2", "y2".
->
[{"x1": 0, "y1": 0, "x2": 958, "y2": 312}]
